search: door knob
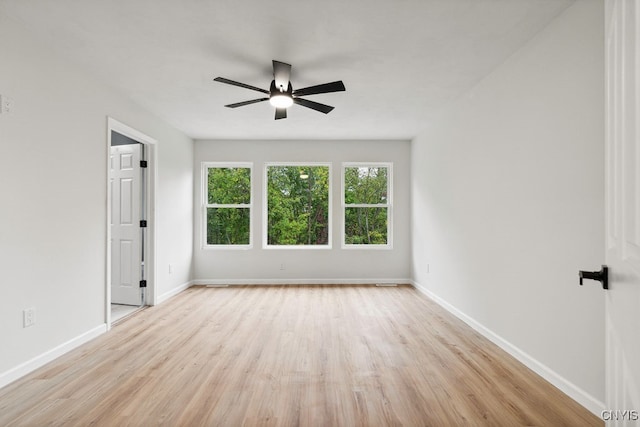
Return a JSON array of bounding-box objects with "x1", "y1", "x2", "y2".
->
[{"x1": 579, "y1": 265, "x2": 608, "y2": 290}]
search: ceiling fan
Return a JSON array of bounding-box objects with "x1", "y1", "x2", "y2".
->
[{"x1": 214, "y1": 60, "x2": 346, "y2": 120}]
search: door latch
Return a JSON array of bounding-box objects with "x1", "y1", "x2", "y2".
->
[{"x1": 579, "y1": 265, "x2": 608, "y2": 290}]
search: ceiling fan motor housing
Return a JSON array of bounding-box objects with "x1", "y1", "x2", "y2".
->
[{"x1": 270, "y1": 80, "x2": 293, "y2": 97}]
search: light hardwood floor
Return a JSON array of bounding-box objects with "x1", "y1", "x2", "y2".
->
[{"x1": 0, "y1": 285, "x2": 602, "y2": 426}]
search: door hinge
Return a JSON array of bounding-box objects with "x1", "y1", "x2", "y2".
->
[
  {"x1": 140, "y1": 160, "x2": 148, "y2": 168},
  {"x1": 140, "y1": 220, "x2": 147, "y2": 228},
  {"x1": 139, "y1": 280, "x2": 147, "y2": 288}
]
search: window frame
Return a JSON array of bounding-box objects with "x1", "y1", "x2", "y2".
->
[
  {"x1": 201, "y1": 162, "x2": 253, "y2": 250},
  {"x1": 263, "y1": 162, "x2": 333, "y2": 250},
  {"x1": 341, "y1": 162, "x2": 393, "y2": 250}
]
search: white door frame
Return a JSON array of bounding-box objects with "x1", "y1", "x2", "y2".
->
[
  {"x1": 106, "y1": 117, "x2": 158, "y2": 329},
  {"x1": 604, "y1": 0, "x2": 640, "y2": 423}
]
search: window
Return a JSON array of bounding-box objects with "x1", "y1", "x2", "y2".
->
[
  {"x1": 265, "y1": 163, "x2": 331, "y2": 248},
  {"x1": 203, "y1": 163, "x2": 252, "y2": 248},
  {"x1": 343, "y1": 163, "x2": 392, "y2": 248}
]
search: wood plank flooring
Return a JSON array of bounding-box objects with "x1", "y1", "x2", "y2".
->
[{"x1": 0, "y1": 285, "x2": 602, "y2": 426}]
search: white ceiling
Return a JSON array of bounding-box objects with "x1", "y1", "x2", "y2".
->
[{"x1": 1, "y1": 0, "x2": 574, "y2": 140}]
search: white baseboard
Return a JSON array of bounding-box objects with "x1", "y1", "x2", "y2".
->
[
  {"x1": 156, "y1": 280, "x2": 194, "y2": 305},
  {"x1": 410, "y1": 280, "x2": 605, "y2": 417},
  {"x1": 192, "y1": 278, "x2": 411, "y2": 286},
  {"x1": 0, "y1": 324, "x2": 107, "y2": 390}
]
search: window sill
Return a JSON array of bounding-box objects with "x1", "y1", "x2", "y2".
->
[
  {"x1": 341, "y1": 244, "x2": 393, "y2": 250},
  {"x1": 264, "y1": 245, "x2": 333, "y2": 250},
  {"x1": 202, "y1": 245, "x2": 253, "y2": 250}
]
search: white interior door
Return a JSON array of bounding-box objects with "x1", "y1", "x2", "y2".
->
[
  {"x1": 605, "y1": 0, "x2": 640, "y2": 423},
  {"x1": 110, "y1": 143, "x2": 142, "y2": 306}
]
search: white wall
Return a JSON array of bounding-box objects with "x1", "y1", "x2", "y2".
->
[
  {"x1": 411, "y1": 0, "x2": 604, "y2": 413},
  {"x1": 0, "y1": 15, "x2": 194, "y2": 380},
  {"x1": 194, "y1": 140, "x2": 411, "y2": 283}
]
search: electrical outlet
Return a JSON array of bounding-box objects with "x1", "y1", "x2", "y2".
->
[
  {"x1": 168, "y1": 263, "x2": 173, "y2": 274},
  {"x1": 280, "y1": 263, "x2": 285, "y2": 270},
  {"x1": 23, "y1": 307, "x2": 36, "y2": 328}
]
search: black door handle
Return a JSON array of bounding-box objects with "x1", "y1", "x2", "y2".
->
[{"x1": 579, "y1": 265, "x2": 608, "y2": 290}]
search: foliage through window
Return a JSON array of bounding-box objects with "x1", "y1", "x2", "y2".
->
[
  {"x1": 204, "y1": 164, "x2": 251, "y2": 246},
  {"x1": 266, "y1": 165, "x2": 330, "y2": 246},
  {"x1": 343, "y1": 164, "x2": 391, "y2": 246}
]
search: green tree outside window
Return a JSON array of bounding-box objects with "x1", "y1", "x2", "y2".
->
[
  {"x1": 266, "y1": 165, "x2": 330, "y2": 246},
  {"x1": 205, "y1": 166, "x2": 251, "y2": 245},
  {"x1": 344, "y1": 165, "x2": 390, "y2": 245}
]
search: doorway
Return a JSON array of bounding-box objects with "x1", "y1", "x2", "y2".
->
[{"x1": 106, "y1": 118, "x2": 157, "y2": 328}]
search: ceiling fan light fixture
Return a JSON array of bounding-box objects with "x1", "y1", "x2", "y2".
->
[{"x1": 269, "y1": 94, "x2": 293, "y2": 108}]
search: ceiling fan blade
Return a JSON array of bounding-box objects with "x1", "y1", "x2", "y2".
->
[
  {"x1": 293, "y1": 81, "x2": 345, "y2": 97},
  {"x1": 214, "y1": 77, "x2": 269, "y2": 94},
  {"x1": 224, "y1": 98, "x2": 269, "y2": 108},
  {"x1": 272, "y1": 60, "x2": 292, "y2": 90},
  {"x1": 275, "y1": 108, "x2": 287, "y2": 120},
  {"x1": 293, "y1": 97, "x2": 335, "y2": 114}
]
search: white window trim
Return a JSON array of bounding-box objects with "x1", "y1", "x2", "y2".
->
[
  {"x1": 201, "y1": 162, "x2": 253, "y2": 250},
  {"x1": 263, "y1": 162, "x2": 332, "y2": 250},
  {"x1": 341, "y1": 162, "x2": 393, "y2": 250}
]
